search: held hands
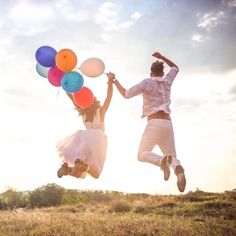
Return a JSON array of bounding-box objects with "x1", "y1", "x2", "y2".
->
[
  {"x1": 107, "y1": 72, "x2": 116, "y2": 84},
  {"x1": 152, "y1": 51, "x2": 162, "y2": 59}
]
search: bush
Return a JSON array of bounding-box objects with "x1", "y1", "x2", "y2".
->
[
  {"x1": 29, "y1": 184, "x2": 64, "y2": 207},
  {"x1": 91, "y1": 191, "x2": 112, "y2": 202},
  {"x1": 0, "y1": 188, "x2": 26, "y2": 209},
  {"x1": 110, "y1": 200, "x2": 131, "y2": 213}
]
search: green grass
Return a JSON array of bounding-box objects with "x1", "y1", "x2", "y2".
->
[{"x1": 0, "y1": 190, "x2": 235, "y2": 236}]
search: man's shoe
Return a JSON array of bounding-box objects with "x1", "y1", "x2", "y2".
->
[
  {"x1": 160, "y1": 155, "x2": 172, "y2": 181},
  {"x1": 57, "y1": 163, "x2": 69, "y2": 178},
  {"x1": 175, "y1": 165, "x2": 186, "y2": 192}
]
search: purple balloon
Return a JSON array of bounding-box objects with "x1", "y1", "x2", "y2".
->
[
  {"x1": 35, "y1": 46, "x2": 57, "y2": 67},
  {"x1": 48, "y1": 66, "x2": 64, "y2": 87}
]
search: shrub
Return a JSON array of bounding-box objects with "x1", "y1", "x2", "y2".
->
[
  {"x1": 110, "y1": 200, "x2": 131, "y2": 213},
  {"x1": 91, "y1": 191, "x2": 112, "y2": 202},
  {"x1": 29, "y1": 184, "x2": 64, "y2": 207}
]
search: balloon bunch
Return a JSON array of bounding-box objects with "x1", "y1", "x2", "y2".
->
[{"x1": 35, "y1": 45, "x2": 105, "y2": 108}]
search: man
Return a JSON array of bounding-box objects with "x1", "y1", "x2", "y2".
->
[{"x1": 110, "y1": 51, "x2": 186, "y2": 192}]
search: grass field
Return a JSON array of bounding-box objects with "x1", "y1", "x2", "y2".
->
[{"x1": 0, "y1": 190, "x2": 235, "y2": 236}]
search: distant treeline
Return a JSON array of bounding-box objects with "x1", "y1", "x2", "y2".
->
[
  {"x1": 0, "y1": 183, "x2": 148, "y2": 210},
  {"x1": 1, "y1": 183, "x2": 235, "y2": 210}
]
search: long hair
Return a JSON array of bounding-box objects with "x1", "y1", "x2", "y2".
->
[{"x1": 75, "y1": 99, "x2": 101, "y2": 121}]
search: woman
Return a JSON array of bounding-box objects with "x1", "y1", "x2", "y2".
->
[{"x1": 57, "y1": 73, "x2": 114, "y2": 179}]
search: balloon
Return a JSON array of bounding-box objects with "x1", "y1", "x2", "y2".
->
[
  {"x1": 36, "y1": 63, "x2": 50, "y2": 78},
  {"x1": 35, "y1": 46, "x2": 57, "y2": 67},
  {"x1": 48, "y1": 66, "x2": 64, "y2": 87},
  {"x1": 55, "y1": 49, "x2": 77, "y2": 72},
  {"x1": 61, "y1": 71, "x2": 84, "y2": 93},
  {"x1": 80, "y1": 57, "x2": 105, "y2": 78},
  {"x1": 73, "y1": 87, "x2": 94, "y2": 108}
]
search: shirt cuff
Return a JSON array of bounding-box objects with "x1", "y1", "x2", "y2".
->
[{"x1": 171, "y1": 66, "x2": 179, "y2": 72}]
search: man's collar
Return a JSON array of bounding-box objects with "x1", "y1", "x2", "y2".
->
[{"x1": 150, "y1": 76, "x2": 163, "y2": 81}]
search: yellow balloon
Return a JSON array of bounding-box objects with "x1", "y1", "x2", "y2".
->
[{"x1": 80, "y1": 57, "x2": 105, "y2": 78}]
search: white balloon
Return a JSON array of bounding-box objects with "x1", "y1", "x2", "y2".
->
[
  {"x1": 80, "y1": 57, "x2": 105, "y2": 78},
  {"x1": 36, "y1": 63, "x2": 50, "y2": 78}
]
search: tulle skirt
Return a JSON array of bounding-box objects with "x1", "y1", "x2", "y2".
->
[{"x1": 57, "y1": 129, "x2": 107, "y2": 178}]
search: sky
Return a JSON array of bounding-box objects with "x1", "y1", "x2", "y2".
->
[{"x1": 0, "y1": 0, "x2": 236, "y2": 195}]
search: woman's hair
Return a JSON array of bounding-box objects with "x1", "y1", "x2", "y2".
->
[
  {"x1": 151, "y1": 60, "x2": 164, "y2": 74},
  {"x1": 75, "y1": 99, "x2": 101, "y2": 118}
]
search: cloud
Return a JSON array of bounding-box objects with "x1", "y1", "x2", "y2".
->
[
  {"x1": 192, "y1": 33, "x2": 204, "y2": 42},
  {"x1": 100, "y1": 33, "x2": 112, "y2": 42},
  {"x1": 197, "y1": 11, "x2": 226, "y2": 30},
  {"x1": 229, "y1": 84, "x2": 236, "y2": 95},
  {"x1": 95, "y1": 2, "x2": 118, "y2": 26},
  {"x1": 227, "y1": 84, "x2": 236, "y2": 103},
  {"x1": 8, "y1": 1, "x2": 56, "y2": 36},
  {"x1": 175, "y1": 0, "x2": 236, "y2": 72},
  {"x1": 54, "y1": 0, "x2": 89, "y2": 23},
  {"x1": 95, "y1": 2, "x2": 141, "y2": 32},
  {"x1": 131, "y1": 11, "x2": 142, "y2": 20},
  {"x1": 224, "y1": 0, "x2": 236, "y2": 7}
]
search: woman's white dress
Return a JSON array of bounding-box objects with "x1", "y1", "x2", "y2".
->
[{"x1": 57, "y1": 111, "x2": 107, "y2": 178}]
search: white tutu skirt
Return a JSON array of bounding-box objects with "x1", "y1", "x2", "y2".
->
[{"x1": 57, "y1": 129, "x2": 107, "y2": 178}]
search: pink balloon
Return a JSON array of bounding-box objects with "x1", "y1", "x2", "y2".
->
[
  {"x1": 48, "y1": 66, "x2": 64, "y2": 87},
  {"x1": 80, "y1": 57, "x2": 105, "y2": 78}
]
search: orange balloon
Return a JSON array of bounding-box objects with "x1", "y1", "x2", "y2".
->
[
  {"x1": 73, "y1": 87, "x2": 94, "y2": 108},
  {"x1": 55, "y1": 49, "x2": 77, "y2": 72}
]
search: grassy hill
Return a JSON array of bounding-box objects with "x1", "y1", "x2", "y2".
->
[{"x1": 0, "y1": 189, "x2": 235, "y2": 235}]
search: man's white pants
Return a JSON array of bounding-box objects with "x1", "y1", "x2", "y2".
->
[{"x1": 138, "y1": 119, "x2": 180, "y2": 170}]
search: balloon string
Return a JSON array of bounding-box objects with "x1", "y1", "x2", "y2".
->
[{"x1": 56, "y1": 88, "x2": 62, "y2": 98}]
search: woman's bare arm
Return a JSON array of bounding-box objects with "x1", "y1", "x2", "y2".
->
[{"x1": 100, "y1": 74, "x2": 113, "y2": 121}]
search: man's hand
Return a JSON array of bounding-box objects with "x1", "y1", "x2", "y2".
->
[
  {"x1": 107, "y1": 72, "x2": 116, "y2": 83},
  {"x1": 152, "y1": 51, "x2": 162, "y2": 59}
]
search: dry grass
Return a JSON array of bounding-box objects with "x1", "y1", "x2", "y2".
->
[{"x1": 0, "y1": 191, "x2": 236, "y2": 236}]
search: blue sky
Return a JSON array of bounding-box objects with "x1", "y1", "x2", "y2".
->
[{"x1": 0, "y1": 0, "x2": 236, "y2": 194}]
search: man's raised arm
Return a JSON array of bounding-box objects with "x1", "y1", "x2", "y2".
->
[{"x1": 152, "y1": 51, "x2": 179, "y2": 69}]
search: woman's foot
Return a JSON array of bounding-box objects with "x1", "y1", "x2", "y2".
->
[
  {"x1": 57, "y1": 163, "x2": 70, "y2": 178},
  {"x1": 160, "y1": 155, "x2": 172, "y2": 181},
  {"x1": 71, "y1": 159, "x2": 89, "y2": 177}
]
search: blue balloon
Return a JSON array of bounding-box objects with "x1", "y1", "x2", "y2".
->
[
  {"x1": 35, "y1": 46, "x2": 57, "y2": 67},
  {"x1": 61, "y1": 71, "x2": 84, "y2": 93},
  {"x1": 36, "y1": 63, "x2": 50, "y2": 78}
]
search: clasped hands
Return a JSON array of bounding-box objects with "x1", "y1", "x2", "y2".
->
[{"x1": 107, "y1": 72, "x2": 116, "y2": 84}]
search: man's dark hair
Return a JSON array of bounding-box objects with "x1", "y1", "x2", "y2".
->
[{"x1": 151, "y1": 60, "x2": 164, "y2": 74}]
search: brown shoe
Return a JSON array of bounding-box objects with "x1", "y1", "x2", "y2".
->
[
  {"x1": 160, "y1": 155, "x2": 172, "y2": 181},
  {"x1": 57, "y1": 163, "x2": 69, "y2": 178},
  {"x1": 71, "y1": 159, "x2": 89, "y2": 177},
  {"x1": 175, "y1": 165, "x2": 186, "y2": 192}
]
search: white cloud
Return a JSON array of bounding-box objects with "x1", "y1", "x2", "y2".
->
[
  {"x1": 131, "y1": 11, "x2": 142, "y2": 20},
  {"x1": 101, "y1": 33, "x2": 112, "y2": 42},
  {"x1": 192, "y1": 33, "x2": 204, "y2": 42},
  {"x1": 198, "y1": 11, "x2": 225, "y2": 30},
  {"x1": 95, "y1": 2, "x2": 139, "y2": 33},
  {"x1": 224, "y1": 0, "x2": 236, "y2": 7},
  {"x1": 55, "y1": 0, "x2": 89, "y2": 22},
  {"x1": 7, "y1": 1, "x2": 55, "y2": 36},
  {"x1": 4, "y1": 0, "x2": 90, "y2": 36},
  {"x1": 95, "y1": 2, "x2": 118, "y2": 25},
  {"x1": 103, "y1": 20, "x2": 134, "y2": 31}
]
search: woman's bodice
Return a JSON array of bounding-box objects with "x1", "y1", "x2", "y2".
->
[{"x1": 82, "y1": 110, "x2": 105, "y2": 131}]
